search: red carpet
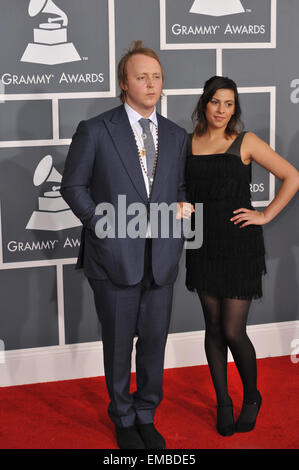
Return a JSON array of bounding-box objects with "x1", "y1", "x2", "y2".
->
[{"x1": 0, "y1": 356, "x2": 298, "y2": 449}]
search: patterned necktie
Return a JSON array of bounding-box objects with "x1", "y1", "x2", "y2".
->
[{"x1": 138, "y1": 118, "x2": 156, "y2": 188}]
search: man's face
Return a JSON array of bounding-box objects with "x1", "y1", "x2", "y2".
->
[{"x1": 121, "y1": 54, "x2": 163, "y2": 116}]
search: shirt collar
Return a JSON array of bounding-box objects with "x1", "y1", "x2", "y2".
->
[{"x1": 124, "y1": 102, "x2": 158, "y2": 128}]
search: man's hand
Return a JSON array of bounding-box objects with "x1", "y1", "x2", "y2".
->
[{"x1": 176, "y1": 202, "x2": 195, "y2": 220}]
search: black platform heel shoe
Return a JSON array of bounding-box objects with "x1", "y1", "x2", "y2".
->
[
  {"x1": 236, "y1": 390, "x2": 262, "y2": 433},
  {"x1": 216, "y1": 398, "x2": 235, "y2": 437}
]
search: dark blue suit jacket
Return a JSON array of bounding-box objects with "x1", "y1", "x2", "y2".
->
[{"x1": 60, "y1": 104, "x2": 187, "y2": 286}]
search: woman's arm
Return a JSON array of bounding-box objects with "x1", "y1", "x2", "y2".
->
[{"x1": 231, "y1": 132, "x2": 299, "y2": 228}]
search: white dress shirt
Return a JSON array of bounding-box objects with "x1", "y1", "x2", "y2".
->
[
  {"x1": 124, "y1": 102, "x2": 158, "y2": 196},
  {"x1": 124, "y1": 102, "x2": 158, "y2": 238}
]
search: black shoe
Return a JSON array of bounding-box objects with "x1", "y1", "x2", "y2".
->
[
  {"x1": 236, "y1": 390, "x2": 262, "y2": 433},
  {"x1": 136, "y1": 423, "x2": 166, "y2": 449},
  {"x1": 216, "y1": 398, "x2": 235, "y2": 437},
  {"x1": 115, "y1": 425, "x2": 146, "y2": 449}
]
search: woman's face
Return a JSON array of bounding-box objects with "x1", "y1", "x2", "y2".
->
[{"x1": 205, "y1": 88, "x2": 236, "y2": 130}]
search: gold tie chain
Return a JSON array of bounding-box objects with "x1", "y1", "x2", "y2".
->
[{"x1": 133, "y1": 125, "x2": 159, "y2": 196}]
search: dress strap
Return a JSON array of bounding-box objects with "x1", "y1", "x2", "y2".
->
[
  {"x1": 187, "y1": 133, "x2": 193, "y2": 155},
  {"x1": 225, "y1": 131, "x2": 247, "y2": 157}
]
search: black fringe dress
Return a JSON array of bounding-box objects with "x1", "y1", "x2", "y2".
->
[{"x1": 185, "y1": 131, "x2": 267, "y2": 300}]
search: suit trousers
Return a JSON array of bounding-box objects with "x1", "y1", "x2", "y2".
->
[{"x1": 88, "y1": 239, "x2": 174, "y2": 428}]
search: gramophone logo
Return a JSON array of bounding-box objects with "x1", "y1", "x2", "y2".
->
[
  {"x1": 189, "y1": 0, "x2": 245, "y2": 16},
  {"x1": 21, "y1": 0, "x2": 81, "y2": 65},
  {"x1": 26, "y1": 155, "x2": 81, "y2": 231}
]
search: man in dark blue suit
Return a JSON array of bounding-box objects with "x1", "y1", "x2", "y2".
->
[{"x1": 61, "y1": 41, "x2": 193, "y2": 449}]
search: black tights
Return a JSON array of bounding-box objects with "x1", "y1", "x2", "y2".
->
[{"x1": 199, "y1": 292, "x2": 258, "y2": 405}]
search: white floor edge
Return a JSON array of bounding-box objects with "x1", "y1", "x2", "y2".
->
[{"x1": 1, "y1": 320, "x2": 298, "y2": 387}]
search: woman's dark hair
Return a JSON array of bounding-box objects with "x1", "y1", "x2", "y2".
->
[{"x1": 192, "y1": 76, "x2": 244, "y2": 136}]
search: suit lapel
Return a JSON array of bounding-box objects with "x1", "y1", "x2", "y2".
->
[
  {"x1": 150, "y1": 113, "x2": 175, "y2": 202},
  {"x1": 104, "y1": 106, "x2": 175, "y2": 203},
  {"x1": 104, "y1": 105, "x2": 148, "y2": 203}
]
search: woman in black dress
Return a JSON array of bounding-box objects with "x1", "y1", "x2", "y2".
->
[{"x1": 184, "y1": 76, "x2": 299, "y2": 436}]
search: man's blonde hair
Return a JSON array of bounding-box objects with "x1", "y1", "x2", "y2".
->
[{"x1": 118, "y1": 40, "x2": 164, "y2": 103}]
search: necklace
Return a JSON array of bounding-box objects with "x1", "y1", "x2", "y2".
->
[{"x1": 132, "y1": 124, "x2": 159, "y2": 196}]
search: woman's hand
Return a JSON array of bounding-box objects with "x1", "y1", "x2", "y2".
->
[
  {"x1": 230, "y1": 208, "x2": 269, "y2": 228},
  {"x1": 176, "y1": 202, "x2": 195, "y2": 220}
]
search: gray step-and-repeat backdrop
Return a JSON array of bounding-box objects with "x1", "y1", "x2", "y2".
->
[{"x1": 0, "y1": 1, "x2": 298, "y2": 378}]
